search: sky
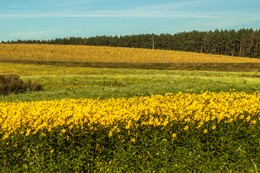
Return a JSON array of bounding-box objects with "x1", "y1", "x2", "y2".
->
[{"x1": 0, "y1": 0, "x2": 260, "y2": 41}]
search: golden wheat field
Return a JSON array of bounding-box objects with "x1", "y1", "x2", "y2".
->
[{"x1": 1, "y1": 44, "x2": 260, "y2": 63}]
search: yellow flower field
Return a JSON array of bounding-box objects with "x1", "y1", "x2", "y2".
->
[
  {"x1": 0, "y1": 92, "x2": 259, "y2": 140},
  {"x1": 1, "y1": 44, "x2": 260, "y2": 63}
]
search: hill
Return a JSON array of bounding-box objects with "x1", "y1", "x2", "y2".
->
[
  {"x1": 3, "y1": 28, "x2": 260, "y2": 58},
  {"x1": 0, "y1": 44, "x2": 260, "y2": 71}
]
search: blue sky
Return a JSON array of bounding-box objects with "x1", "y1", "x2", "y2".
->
[{"x1": 0, "y1": 0, "x2": 260, "y2": 41}]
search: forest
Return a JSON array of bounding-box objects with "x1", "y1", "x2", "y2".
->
[{"x1": 2, "y1": 28, "x2": 260, "y2": 58}]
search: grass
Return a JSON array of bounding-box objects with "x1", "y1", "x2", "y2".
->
[
  {"x1": 0, "y1": 47, "x2": 259, "y2": 172},
  {"x1": 0, "y1": 62, "x2": 259, "y2": 102},
  {"x1": 1, "y1": 59, "x2": 260, "y2": 71}
]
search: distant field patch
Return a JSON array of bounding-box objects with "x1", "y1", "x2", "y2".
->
[{"x1": 1, "y1": 44, "x2": 260, "y2": 64}]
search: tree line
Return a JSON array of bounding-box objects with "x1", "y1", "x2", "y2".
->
[{"x1": 2, "y1": 28, "x2": 260, "y2": 58}]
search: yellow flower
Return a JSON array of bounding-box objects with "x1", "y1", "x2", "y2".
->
[
  {"x1": 131, "y1": 138, "x2": 136, "y2": 143},
  {"x1": 251, "y1": 120, "x2": 257, "y2": 125},
  {"x1": 41, "y1": 132, "x2": 46, "y2": 137},
  {"x1": 25, "y1": 129, "x2": 31, "y2": 136},
  {"x1": 171, "y1": 133, "x2": 177, "y2": 139},
  {"x1": 108, "y1": 130, "x2": 113, "y2": 137},
  {"x1": 125, "y1": 121, "x2": 132, "y2": 129},
  {"x1": 0, "y1": 91, "x2": 259, "y2": 140},
  {"x1": 184, "y1": 125, "x2": 189, "y2": 131},
  {"x1": 203, "y1": 129, "x2": 208, "y2": 133},
  {"x1": 162, "y1": 139, "x2": 168, "y2": 142}
]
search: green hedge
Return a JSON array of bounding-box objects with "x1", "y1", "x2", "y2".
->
[
  {"x1": 0, "y1": 75, "x2": 42, "y2": 95},
  {"x1": 1, "y1": 120, "x2": 259, "y2": 172}
]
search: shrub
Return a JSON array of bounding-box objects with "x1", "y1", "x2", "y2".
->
[{"x1": 0, "y1": 74, "x2": 42, "y2": 95}]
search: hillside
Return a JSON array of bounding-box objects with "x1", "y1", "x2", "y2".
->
[
  {"x1": 3, "y1": 29, "x2": 260, "y2": 58},
  {"x1": 1, "y1": 44, "x2": 260, "y2": 63}
]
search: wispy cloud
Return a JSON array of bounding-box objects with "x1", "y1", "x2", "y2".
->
[
  {"x1": 0, "y1": 11, "x2": 217, "y2": 19},
  {"x1": 1, "y1": 0, "x2": 260, "y2": 42},
  {"x1": 0, "y1": 1, "x2": 218, "y2": 19},
  {"x1": 1, "y1": 0, "x2": 259, "y2": 21}
]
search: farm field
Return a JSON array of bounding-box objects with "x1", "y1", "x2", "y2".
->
[
  {"x1": 1, "y1": 44, "x2": 260, "y2": 72},
  {"x1": 1, "y1": 43, "x2": 260, "y2": 63},
  {"x1": 0, "y1": 62, "x2": 260, "y2": 102},
  {"x1": 0, "y1": 44, "x2": 260, "y2": 172}
]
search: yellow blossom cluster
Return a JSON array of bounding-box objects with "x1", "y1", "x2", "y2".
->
[
  {"x1": 1, "y1": 44, "x2": 260, "y2": 63},
  {"x1": 0, "y1": 92, "x2": 259, "y2": 140}
]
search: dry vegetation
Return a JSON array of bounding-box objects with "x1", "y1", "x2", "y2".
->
[{"x1": 1, "y1": 44, "x2": 260, "y2": 63}]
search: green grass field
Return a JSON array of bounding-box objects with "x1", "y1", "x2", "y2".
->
[{"x1": 0, "y1": 62, "x2": 259, "y2": 102}]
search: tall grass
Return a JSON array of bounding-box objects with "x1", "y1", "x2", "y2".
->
[{"x1": 0, "y1": 63, "x2": 259, "y2": 102}]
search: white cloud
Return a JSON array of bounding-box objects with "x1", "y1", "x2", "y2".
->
[
  {"x1": 0, "y1": 12, "x2": 215, "y2": 19},
  {"x1": 0, "y1": 0, "x2": 220, "y2": 19},
  {"x1": 0, "y1": 0, "x2": 259, "y2": 30}
]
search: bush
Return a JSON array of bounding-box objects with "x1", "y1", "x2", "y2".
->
[{"x1": 0, "y1": 74, "x2": 42, "y2": 95}]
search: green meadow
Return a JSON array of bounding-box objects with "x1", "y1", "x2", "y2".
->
[{"x1": 0, "y1": 62, "x2": 259, "y2": 102}]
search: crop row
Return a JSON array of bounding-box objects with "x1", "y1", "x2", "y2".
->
[{"x1": 1, "y1": 92, "x2": 259, "y2": 140}]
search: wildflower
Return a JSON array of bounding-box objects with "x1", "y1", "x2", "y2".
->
[
  {"x1": 25, "y1": 129, "x2": 31, "y2": 136},
  {"x1": 162, "y1": 139, "x2": 168, "y2": 142},
  {"x1": 108, "y1": 130, "x2": 113, "y2": 137},
  {"x1": 171, "y1": 133, "x2": 177, "y2": 139},
  {"x1": 251, "y1": 120, "x2": 257, "y2": 125},
  {"x1": 184, "y1": 125, "x2": 189, "y2": 131},
  {"x1": 0, "y1": 92, "x2": 259, "y2": 140},
  {"x1": 61, "y1": 129, "x2": 66, "y2": 133},
  {"x1": 131, "y1": 138, "x2": 136, "y2": 143},
  {"x1": 203, "y1": 129, "x2": 208, "y2": 133},
  {"x1": 41, "y1": 132, "x2": 46, "y2": 137}
]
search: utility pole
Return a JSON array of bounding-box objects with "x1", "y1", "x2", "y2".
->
[{"x1": 152, "y1": 35, "x2": 155, "y2": 49}]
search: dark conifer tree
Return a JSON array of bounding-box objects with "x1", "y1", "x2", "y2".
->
[{"x1": 1, "y1": 28, "x2": 259, "y2": 58}]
